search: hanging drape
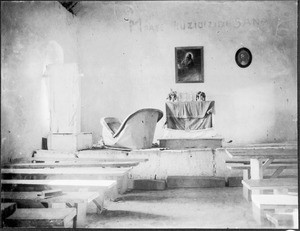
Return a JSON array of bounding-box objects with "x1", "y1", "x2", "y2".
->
[{"x1": 166, "y1": 101, "x2": 215, "y2": 130}]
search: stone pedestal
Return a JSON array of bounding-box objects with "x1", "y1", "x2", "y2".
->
[
  {"x1": 45, "y1": 63, "x2": 92, "y2": 152},
  {"x1": 47, "y1": 133, "x2": 93, "y2": 152}
]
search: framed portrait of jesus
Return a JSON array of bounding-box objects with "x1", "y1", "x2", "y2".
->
[{"x1": 175, "y1": 46, "x2": 204, "y2": 83}]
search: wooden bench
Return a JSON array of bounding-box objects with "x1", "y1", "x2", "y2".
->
[
  {"x1": 2, "y1": 162, "x2": 140, "y2": 168},
  {"x1": 226, "y1": 157, "x2": 297, "y2": 201},
  {"x1": 242, "y1": 177, "x2": 298, "y2": 202},
  {"x1": 1, "y1": 179, "x2": 116, "y2": 191},
  {"x1": 226, "y1": 163, "x2": 297, "y2": 170},
  {"x1": 2, "y1": 167, "x2": 131, "y2": 194},
  {"x1": 31, "y1": 149, "x2": 148, "y2": 163},
  {"x1": 266, "y1": 212, "x2": 294, "y2": 228},
  {"x1": 1, "y1": 179, "x2": 117, "y2": 210},
  {"x1": 4, "y1": 208, "x2": 77, "y2": 228},
  {"x1": 251, "y1": 194, "x2": 298, "y2": 226},
  {"x1": 2, "y1": 191, "x2": 99, "y2": 228},
  {"x1": 226, "y1": 159, "x2": 297, "y2": 179},
  {"x1": 227, "y1": 163, "x2": 297, "y2": 183},
  {"x1": 32, "y1": 150, "x2": 148, "y2": 161},
  {"x1": 225, "y1": 159, "x2": 297, "y2": 165},
  {"x1": 242, "y1": 178, "x2": 298, "y2": 192}
]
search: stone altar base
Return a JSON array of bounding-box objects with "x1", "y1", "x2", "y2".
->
[
  {"x1": 78, "y1": 148, "x2": 231, "y2": 188},
  {"x1": 47, "y1": 132, "x2": 93, "y2": 152},
  {"x1": 158, "y1": 138, "x2": 223, "y2": 149}
]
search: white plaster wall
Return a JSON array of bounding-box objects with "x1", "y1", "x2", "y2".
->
[
  {"x1": 1, "y1": 1, "x2": 297, "y2": 164},
  {"x1": 1, "y1": 2, "x2": 79, "y2": 163},
  {"x1": 77, "y1": 1, "x2": 297, "y2": 145}
]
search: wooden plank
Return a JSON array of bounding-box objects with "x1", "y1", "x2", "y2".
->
[
  {"x1": 227, "y1": 152, "x2": 297, "y2": 159},
  {"x1": 270, "y1": 166, "x2": 286, "y2": 178},
  {"x1": 1, "y1": 179, "x2": 117, "y2": 188},
  {"x1": 31, "y1": 157, "x2": 148, "y2": 163},
  {"x1": 227, "y1": 163, "x2": 297, "y2": 170},
  {"x1": 33, "y1": 150, "x2": 78, "y2": 157},
  {"x1": 1, "y1": 191, "x2": 99, "y2": 204},
  {"x1": 37, "y1": 189, "x2": 63, "y2": 198},
  {"x1": 242, "y1": 178, "x2": 298, "y2": 190},
  {"x1": 223, "y1": 142, "x2": 297, "y2": 148},
  {"x1": 4, "y1": 208, "x2": 76, "y2": 228},
  {"x1": 2, "y1": 191, "x2": 100, "y2": 228},
  {"x1": 266, "y1": 212, "x2": 294, "y2": 228},
  {"x1": 3, "y1": 161, "x2": 139, "y2": 168},
  {"x1": 225, "y1": 159, "x2": 298, "y2": 164},
  {"x1": 225, "y1": 147, "x2": 297, "y2": 159},
  {"x1": 2, "y1": 167, "x2": 131, "y2": 176},
  {"x1": 251, "y1": 194, "x2": 298, "y2": 207},
  {"x1": 33, "y1": 150, "x2": 148, "y2": 162},
  {"x1": 262, "y1": 158, "x2": 274, "y2": 171}
]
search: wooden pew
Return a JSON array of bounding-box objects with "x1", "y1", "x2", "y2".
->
[
  {"x1": 1, "y1": 179, "x2": 116, "y2": 191},
  {"x1": 266, "y1": 212, "x2": 294, "y2": 228},
  {"x1": 242, "y1": 178, "x2": 298, "y2": 193},
  {"x1": 4, "y1": 208, "x2": 77, "y2": 228},
  {"x1": 2, "y1": 161, "x2": 140, "y2": 168},
  {"x1": 31, "y1": 149, "x2": 148, "y2": 163},
  {"x1": 1, "y1": 179, "x2": 117, "y2": 214},
  {"x1": 2, "y1": 167, "x2": 131, "y2": 194},
  {"x1": 251, "y1": 194, "x2": 298, "y2": 226},
  {"x1": 225, "y1": 159, "x2": 297, "y2": 165},
  {"x1": 224, "y1": 146, "x2": 297, "y2": 201},
  {"x1": 227, "y1": 160, "x2": 297, "y2": 201},
  {"x1": 2, "y1": 191, "x2": 99, "y2": 228}
]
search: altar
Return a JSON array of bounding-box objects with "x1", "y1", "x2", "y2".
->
[
  {"x1": 159, "y1": 93, "x2": 223, "y2": 149},
  {"x1": 165, "y1": 101, "x2": 215, "y2": 130}
]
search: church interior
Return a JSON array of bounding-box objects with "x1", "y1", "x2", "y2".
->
[{"x1": 1, "y1": 1, "x2": 298, "y2": 229}]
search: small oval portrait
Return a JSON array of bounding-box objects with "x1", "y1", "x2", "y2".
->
[{"x1": 235, "y1": 47, "x2": 252, "y2": 68}]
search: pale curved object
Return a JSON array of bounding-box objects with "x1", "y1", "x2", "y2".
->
[{"x1": 100, "y1": 108, "x2": 163, "y2": 149}]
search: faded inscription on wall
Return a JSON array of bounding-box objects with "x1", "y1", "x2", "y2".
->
[{"x1": 128, "y1": 18, "x2": 269, "y2": 33}]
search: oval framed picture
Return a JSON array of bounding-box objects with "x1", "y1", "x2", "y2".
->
[{"x1": 235, "y1": 47, "x2": 252, "y2": 68}]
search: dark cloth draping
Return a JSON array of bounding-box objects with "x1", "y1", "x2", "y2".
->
[{"x1": 166, "y1": 101, "x2": 215, "y2": 130}]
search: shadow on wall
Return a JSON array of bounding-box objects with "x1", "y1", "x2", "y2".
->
[{"x1": 266, "y1": 110, "x2": 297, "y2": 143}]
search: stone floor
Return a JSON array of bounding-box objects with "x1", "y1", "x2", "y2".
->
[{"x1": 86, "y1": 187, "x2": 270, "y2": 229}]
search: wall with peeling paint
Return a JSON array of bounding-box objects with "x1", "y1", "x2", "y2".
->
[
  {"x1": 77, "y1": 1, "x2": 297, "y2": 145},
  {"x1": 1, "y1": 2, "x2": 78, "y2": 163}
]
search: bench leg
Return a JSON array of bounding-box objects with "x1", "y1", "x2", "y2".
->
[
  {"x1": 48, "y1": 203, "x2": 77, "y2": 228},
  {"x1": 92, "y1": 199, "x2": 104, "y2": 214},
  {"x1": 64, "y1": 218, "x2": 76, "y2": 228},
  {"x1": 121, "y1": 174, "x2": 129, "y2": 194},
  {"x1": 250, "y1": 159, "x2": 263, "y2": 197},
  {"x1": 252, "y1": 203, "x2": 263, "y2": 225},
  {"x1": 293, "y1": 209, "x2": 299, "y2": 229},
  {"x1": 75, "y1": 203, "x2": 87, "y2": 228},
  {"x1": 252, "y1": 203, "x2": 271, "y2": 227},
  {"x1": 273, "y1": 189, "x2": 289, "y2": 213},
  {"x1": 243, "y1": 169, "x2": 251, "y2": 201}
]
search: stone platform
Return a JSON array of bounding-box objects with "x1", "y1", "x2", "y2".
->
[{"x1": 78, "y1": 147, "x2": 232, "y2": 188}]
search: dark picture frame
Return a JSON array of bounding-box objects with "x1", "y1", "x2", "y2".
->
[
  {"x1": 175, "y1": 46, "x2": 204, "y2": 83},
  {"x1": 235, "y1": 47, "x2": 252, "y2": 68}
]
